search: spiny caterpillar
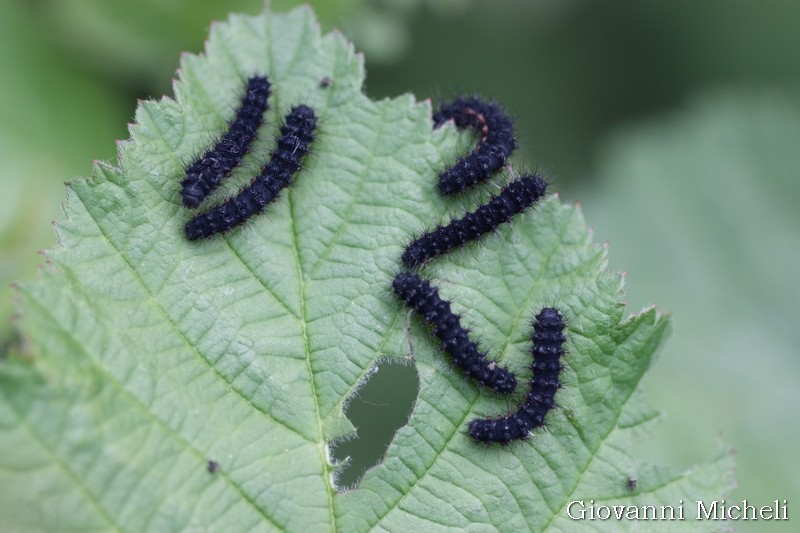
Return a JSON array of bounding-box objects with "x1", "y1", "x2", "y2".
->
[
  {"x1": 181, "y1": 75, "x2": 271, "y2": 208},
  {"x1": 185, "y1": 105, "x2": 317, "y2": 240},
  {"x1": 468, "y1": 307, "x2": 567, "y2": 444},
  {"x1": 392, "y1": 272, "x2": 517, "y2": 394},
  {"x1": 401, "y1": 174, "x2": 547, "y2": 268},
  {"x1": 433, "y1": 96, "x2": 516, "y2": 196}
]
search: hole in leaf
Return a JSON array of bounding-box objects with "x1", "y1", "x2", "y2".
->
[{"x1": 331, "y1": 359, "x2": 418, "y2": 488}]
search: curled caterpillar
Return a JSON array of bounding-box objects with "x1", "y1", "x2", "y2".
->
[
  {"x1": 185, "y1": 104, "x2": 317, "y2": 240},
  {"x1": 402, "y1": 174, "x2": 547, "y2": 268},
  {"x1": 469, "y1": 307, "x2": 567, "y2": 444},
  {"x1": 392, "y1": 271, "x2": 517, "y2": 394},
  {"x1": 181, "y1": 75, "x2": 271, "y2": 208},
  {"x1": 433, "y1": 96, "x2": 516, "y2": 196}
]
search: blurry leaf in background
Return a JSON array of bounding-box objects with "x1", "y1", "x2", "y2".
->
[
  {"x1": 368, "y1": 0, "x2": 800, "y2": 183},
  {"x1": 0, "y1": 0, "x2": 127, "y2": 343},
  {"x1": 583, "y1": 91, "x2": 800, "y2": 531}
]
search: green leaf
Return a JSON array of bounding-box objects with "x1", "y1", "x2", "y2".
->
[
  {"x1": 584, "y1": 91, "x2": 800, "y2": 527},
  {"x1": 0, "y1": 6, "x2": 732, "y2": 531}
]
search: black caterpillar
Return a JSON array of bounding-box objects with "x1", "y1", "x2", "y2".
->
[
  {"x1": 468, "y1": 307, "x2": 567, "y2": 444},
  {"x1": 392, "y1": 272, "x2": 517, "y2": 394},
  {"x1": 402, "y1": 174, "x2": 547, "y2": 268},
  {"x1": 185, "y1": 105, "x2": 317, "y2": 240},
  {"x1": 433, "y1": 96, "x2": 516, "y2": 196},
  {"x1": 181, "y1": 75, "x2": 271, "y2": 209},
  {"x1": 393, "y1": 97, "x2": 551, "y2": 402}
]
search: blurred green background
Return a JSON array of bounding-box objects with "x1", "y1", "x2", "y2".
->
[{"x1": 1, "y1": 0, "x2": 798, "y2": 529}]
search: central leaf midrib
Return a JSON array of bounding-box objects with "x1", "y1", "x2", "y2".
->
[{"x1": 287, "y1": 186, "x2": 337, "y2": 531}]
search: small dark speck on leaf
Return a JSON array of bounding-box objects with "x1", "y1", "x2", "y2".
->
[{"x1": 207, "y1": 460, "x2": 220, "y2": 473}]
